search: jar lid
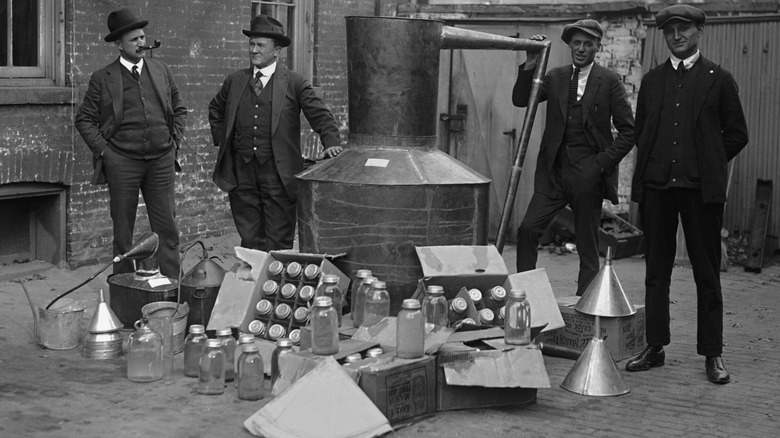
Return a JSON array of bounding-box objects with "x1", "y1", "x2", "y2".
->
[
  {"x1": 275, "y1": 303, "x2": 292, "y2": 319},
  {"x1": 286, "y1": 261, "x2": 302, "y2": 276},
  {"x1": 362, "y1": 276, "x2": 377, "y2": 284},
  {"x1": 479, "y1": 308, "x2": 495, "y2": 323},
  {"x1": 490, "y1": 286, "x2": 507, "y2": 300},
  {"x1": 299, "y1": 285, "x2": 315, "y2": 301},
  {"x1": 401, "y1": 298, "x2": 421, "y2": 310},
  {"x1": 499, "y1": 306, "x2": 506, "y2": 318},
  {"x1": 509, "y1": 289, "x2": 527, "y2": 299},
  {"x1": 372, "y1": 280, "x2": 387, "y2": 289},
  {"x1": 460, "y1": 317, "x2": 477, "y2": 326},
  {"x1": 356, "y1": 269, "x2": 372, "y2": 279},
  {"x1": 238, "y1": 333, "x2": 256, "y2": 343},
  {"x1": 206, "y1": 338, "x2": 222, "y2": 348},
  {"x1": 294, "y1": 307, "x2": 310, "y2": 321},
  {"x1": 427, "y1": 285, "x2": 444, "y2": 295},
  {"x1": 366, "y1": 347, "x2": 384, "y2": 357},
  {"x1": 268, "y1": 260, "x2": 284, "y2": 275},
  {"x1": 281, "y1": 283, "x2": 297, "y2": 297},
  {"x1": 468, "y1": 288, "x2": 483, "y2": 302},
  {"x1": 242, "y1": 344, "x2": 260, "y2": 353},
  {"x1": 216, "y1": 328, "x2": 232, "y2": 336},
  {"x1": 451, "y1": 297, "x2": 468, "y2": 313},
  {"x1": 189, "y1": 324, "x2": 205, "y2": 334},
  {"x1": 304, "y1": 264, "x2": 320, "y2": 279},
  {"x1": 268, "y1": 324, "x2": 286, "y2": 339},
  {"x1": 256, "y1": 299, "x2": 273, "y2": 314},
  {"x1": 276, "y1": 337, "x2": 294, "y2": 348},
  {"x1": 345, "y1": 353, "x2": 363, "y2": 363},
  {"x1": 323, "y1": 274, "x2": 340, "y2": 284},
  {"x1": 262, "y1": 279, "x2": 278, "y2": 294},
  {"x1": 314, "y1": 296, "x2": 333, "y2": 307},
  {"x1": 288, "y1": 330, "x2": 301, "y2": 344},
  {"x1": 248, "y1": 320, "x2": 266, "y2": 335}
]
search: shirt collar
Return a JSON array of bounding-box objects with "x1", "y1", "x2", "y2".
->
[
  {"x1": 120, "y1": 57, "x2": 144, "y2": 73},
  {"x1": 572, "y1": 61, "x2": 594, "y2": 75},
  {"x1": 670, "y1": 50, "x2": 700, "y2": 70},
  {"x1": 254, "y1": 61, "x2": 277, "y2": 78}
]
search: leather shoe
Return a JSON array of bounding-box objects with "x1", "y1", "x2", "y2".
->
[
  {"x1": 705, "y1": 356, "x2": 730, "y2": 384},
  {"x1": 625, "y1": 345, "x2": 665, "y2": 371}
]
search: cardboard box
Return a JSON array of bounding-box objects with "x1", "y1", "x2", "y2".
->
[
  {"x1": 415, "y1": 245, "x2": 565, "y2": 333},
  {"x1": 435, "y1": 338, "x2": 549, "y2": 411},
  {"x1": 539, "y1": 296, "x2": 646, "y2": 361},
  {"x1": 207, "y1": 249, "x2": 348, "y2": 333}
]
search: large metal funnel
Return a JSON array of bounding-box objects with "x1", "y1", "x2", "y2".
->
[
  {"x1": 560, "y1": 336, "x2": 630, "y2": 397},
  {"x1": 297, "y1": 17, "x2": 548, "y2": 313},
  {"x1": 574, "y1": 247, "x2": 637, "y2": 317}
]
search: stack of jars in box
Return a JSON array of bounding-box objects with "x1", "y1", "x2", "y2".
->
[{"x1": 247, "y1": 260, "x2": 323, "y2": 345}]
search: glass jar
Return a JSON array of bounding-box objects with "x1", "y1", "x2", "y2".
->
[
  {"x1": 505, "y1": 289, "x2": 531, "y2": 345},
  {"x1": 479, "y1": 308, "x2": 495, "y2": 325},
  {"x1": 267, "y1": 260, "x2": 284, "y2": 281},
  {"x1": 298, "y1": 285, "x2": 316, "y2": 302},
  {"x1": 421, "y1": 285, "x2": 449, "y2": 327},
  {"x1": 237, "y1": 344, "x2": 265, "y2": 401},
  {"x1": 127, "y1": 318, "x2": 163, "y2": 382},
  {"x1": 448, "y1": 297, "x2": 468, "y2": 323},
  {"x1": 280, "y1": 283, "x2": 297, "y2": 300},
  {"x1": 352, "y1": 276, "x2": 377, "y2": 328},
  {"x1": 271, "y1": 338, "x2": 295, "y2": 388},
  {"x1": 485, "y1": 286, "x2": 507, "y2": 310},
  {"x1": 198, "y1": 338, "x2": 225, "y2": 395},
  {"x1": 183, "y1": 324, "x2": 208, "y2": 378},
  {"x1": 362, "y1": 280, "x2": 390, "y2": 328},
  {"x1": 467, "y1": 288, "x2": 484, "y2": 309},
  {"x1": 396, "y1": 299, "x2": 425, "y2": 359},
  {"x1": 315, "y1": 274, "x2": 343, "y2": 327},
  {"x1": 311, "y1": 296, "x2": 339, "y2": 355},
  {"x1": 262, "y1": 280, "x2": 279, "y2": 299},
  {"x1": 255, "y1": 299, "x2": 273, "y2": 318},
  {"x1": 234, "y1": 333, "x2": 257, "y2": 379},
  {"x1": 350, "y1": 269, "x2": 372, "y2": 320},
  {"x1": 274, "y1": 303, "x2": 292, "y2": 320},
  {"x1": 285, "y1": 261, "x2": 302, "y2": 281},
  {"x1": 248, "y1": 320, "x2": 267, "y2": 337},
  {"x1": 215, "y1": 328, "x2": 236, "y2": 382}
]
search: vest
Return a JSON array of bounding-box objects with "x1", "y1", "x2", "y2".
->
[
  {"x1": 233, "y1": 76, "x2": 273, "y2": 164},
  {"x1": 558, "y1": 98, "x2": 590, "y2": 166},
  {"x1": 643, "y1": 61, "x2": 701, "y2": 190},
  {"x1": 110, "y1": 65, "x2": 173, "y2": 160}
]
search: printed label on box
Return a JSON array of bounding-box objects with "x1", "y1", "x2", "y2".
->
[{"x1": 385, "y1": 367, "x2": 429, "y2": 422}]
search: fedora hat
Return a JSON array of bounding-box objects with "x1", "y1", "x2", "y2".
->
[
  {"x1": 561, "y1": 19, "x2": 604, "y2": 44},
  {"x1": 104, "y1": 8, "x2": 148, "y2": 42},
  {"x1": 243, "y1": 15, "x2": 291, "y2": 47}
]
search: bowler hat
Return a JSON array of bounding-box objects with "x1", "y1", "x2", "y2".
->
[
  {"x1": 243, "y1": 15, "x2": 291, "y2": 47},
  {"x1": 104, "y1": 8, "x2": 148, "y2": 42},
  {"x1": 561, "y1": 19, "x2": 604, "y2": 44},
  {"x1": 655, "y1": 4, "x2": 706, "y2": 29}
]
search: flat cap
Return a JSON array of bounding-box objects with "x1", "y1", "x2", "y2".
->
[
  {"x1": 656, "y1": 4, "x2": 706, "y2": 29},
  {"x1": 561, "y1": 19, "x2": 604, "y2": 44}
]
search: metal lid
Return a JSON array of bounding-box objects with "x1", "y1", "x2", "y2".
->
[
  {"x1": 242, "y1": 344, "x2": 260, "y2": 353},
  {"x1": 489, "y1": 286, "x2": 507, "y2": 301},
  {"x1": 262, "y1": 280, "x2": 279, "y2": 295},
  {"x1": 268, "y1": 324, "x2": 286, "y2": 339},
  {"x1": 276, "y1": 337, "x2": 294, "y2": 347},
  {"x1": 248, "y1": 320, "x2": 266, "y2": 335},
  {"x1": 288, "y1": 329, "x2": 301, "y2": 344},
  {"x1": 461, "y1": 317, "x2": 477, "y2": 325},
  {"x1": 468, "y1": 288, "x2": 482, "y2": 303},
  {"x1": 362, "y1": 276, "x2": 377, "y2": 285},
  {"x1": 206, "y1": 338, "x2": 223, "y2": 348},
  {"x1": 508, "y1": 289, "x2": 526, "y2": 299},
  {"x1": 401, "y1": 298, "x2": 421, "y2": 310},
  {"x1": 189, "y1": 324, "x2": 206, "y2": 334},
  {"x1": 499, "y1": 306, "x2": 506, "y2": 318},
  {"x1": 323, "y1": 274, "x2": 340, "y2": 284},
  {"x1": 355, "y1": 269, "x2": 372, "y2": 279},
  {"x1": 427, "y1": 285, "x2": 444, "y2": 295},
  {"x1": 256, "y1": 299, "x2": 273, "y2": 315},
  {"x1": 345, "y1": 353, "x2": 363, "y2": 363},
  {"x1": 366, "y1": 347, "x2": 384, "y2": 357},
  {"x1": 299, "y1": 285, "x2": 316, "y2": 301},
  {"x1": 181, "y1": 258, "x2": 226, "y2": 288},
  {"x1": 371, "y1": 280, "x2": 387, "y2": 289},
  {"x1": 281, "y1": 283, "x2": 297, "y2": 299},
  {"x1": 216, "y1": 328, "x2": 232, "y2": 336},
  {"x1": 479, "y1": 308, "x2": 494, "y2": 324},
  {"x1": 275, "y1": 303, "x2": 292, "y2": 319},
  {"x1": 450, "y1": 297, "x2": 468, "y2": 313},
  {"x1": 268, "y1": 260, "x2": 284, "y2": 276},
  {"x1": 314, "y1": 296, "x2": 333, "y2": 307},
  {"x1": 286, "y1": 261, "x2": 302, "y2": 277},
  {"x1": 238, "y1": 333, "x2": 256, "y2": 344},
  {"x1": 304, "y1": 264, "x2": 320, "y2": 280},
  {"x1": 294, "y1": 307, "x2": 310, "y2": 322}
]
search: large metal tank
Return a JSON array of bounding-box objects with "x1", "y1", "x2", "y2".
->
[{"x1": 297, "y1": 17, "x2": 546, "y2": 313}]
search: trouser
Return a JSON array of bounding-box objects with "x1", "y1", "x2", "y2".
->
[
  {"x1": 640, "y1": 187, "x2": 724, "y2": 357},
  {"x1": 228, "y1": 155, "x2": 296, "y2": 251},
  {"x1": 516, "y1": 152, "x2": 604, "y2": 295},
  {"x1": 103, "y1": 147, "x2": 180, "y2": 279}
]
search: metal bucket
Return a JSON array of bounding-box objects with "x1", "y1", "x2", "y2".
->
[
  {"x1": 36, "y1": 302, "x2": 86, "y2": 350},
  {"x1": 141, "y1": 301, "x2": 189, "y2": 354}
]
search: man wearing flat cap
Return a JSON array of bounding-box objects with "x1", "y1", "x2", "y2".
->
[
  {"x1": 75, "y1": 8, "x2": 187, "y2": 279},
  {"x1": 626, "y1": 4, "x2": 748, "y2": 384},
  {"x1": 209, "y1": 15, "x2": 342, "y2": 251},
  {"x1": 513, "y1": 19, "x2": 634, "y2": 296}
]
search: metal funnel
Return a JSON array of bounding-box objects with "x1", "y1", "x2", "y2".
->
[
  {"x1": 116, "y1": 231, "x2": 159, "y2": 262},
  {"x1": 574, "y1": 247, "x2": 636, "y2": 317},
  {"x1": 560, "y1": 336, "x2": 630, "y2": 397},
  {"x1": 87, "y1": 289, "x2": 123, "y2": 334}
]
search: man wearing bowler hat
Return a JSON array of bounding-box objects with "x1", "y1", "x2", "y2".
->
[
  {"x1": 513, "y1": 20, "x2": 634, "y2": 296},
  {"x1": 626, "y1": 5, "x2": 748, "y2": 384},
  {"x1": 209, "y1": 15, "x2": 342, "y2": 251},
  {"x1": 75, "y1": 8, "x2": 187, "y2": 279}
]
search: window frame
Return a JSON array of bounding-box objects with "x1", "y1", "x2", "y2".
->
[{"x1": 0, "y1": 0, "x2": 65, "y2": 87}]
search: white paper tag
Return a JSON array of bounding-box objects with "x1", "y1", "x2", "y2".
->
[
  {"x1": 364, "y1": 158, "x2": 389, "y2": 167},
  {"x1": 148, "y1": 277, "x2": 172, "y2": 287}
]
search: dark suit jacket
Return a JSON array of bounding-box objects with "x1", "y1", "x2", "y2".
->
[
  {"x1": 513, "y1": 63, "x2": 634, "y2": 204},
  {"x1": 208, "y1": 65, "x2": 341, "y2": 199},
  {"x1": 631, "y1": 56, "x2": 749, "y2": 204},
  {"x1": 75, "y1": 57, "x2": 187, "y2": 184}
]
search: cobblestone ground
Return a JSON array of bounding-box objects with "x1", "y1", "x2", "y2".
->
[{"x1": 0, "y1": 239, "x2": 777, "y2": 437}]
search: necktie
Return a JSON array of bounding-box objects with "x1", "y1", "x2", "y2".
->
[
  {"x1": 252, "y1": 71, "x2": 263, "y2": 95},
  {"x1": 569, "y1": 67, "x2": 581, "y2": 104},
  {"x1": 131, "y1": 65, "x2": 140, "y2": 81},
  {"x1": 677, "y1": 60, "x2": 687, "y2": 76}
]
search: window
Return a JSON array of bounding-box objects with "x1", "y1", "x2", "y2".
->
[
  {"x1": 0, "y1": 0, "x2": 64, "y2": 87},
  {"x1": 251, "y1": 0, "x2": 313, "y2": 81}
]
